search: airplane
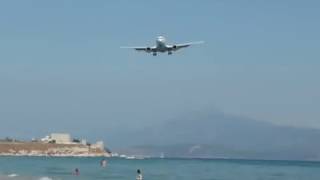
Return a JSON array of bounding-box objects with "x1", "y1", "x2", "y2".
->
[{"x1": 121, "y1": 36, "x2": 204, "y2": 56}]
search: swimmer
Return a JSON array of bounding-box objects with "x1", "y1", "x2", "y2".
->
[
  {"x1": 136, "y1": 169, "x2": 143, "y2": 180},
  {"x1": 100, "y1": 159, "x2": 107, "y2": 167},
  {"x1": 73, "y1": 168, "x2": 80, "y2": 176}
]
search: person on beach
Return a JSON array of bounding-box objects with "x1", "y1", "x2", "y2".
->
[{"x1": 136, "y1": 169, "x2": 143, "y2": 180}]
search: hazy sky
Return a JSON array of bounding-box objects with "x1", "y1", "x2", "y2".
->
[{"x1": 0, "y1": 1, "x2": 319, "y2": 144}]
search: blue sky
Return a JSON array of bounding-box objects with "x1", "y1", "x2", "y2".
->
[{"x1": 0, "y1": 1, "x2": 319, "y2": 144}]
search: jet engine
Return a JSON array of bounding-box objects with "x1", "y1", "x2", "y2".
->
[{"x1": 172, "y1": 45, "x2": 177, "y2": 50}]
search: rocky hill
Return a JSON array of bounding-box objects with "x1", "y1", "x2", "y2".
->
[
  {"x1": 0, "y1": 142, "x2": 110, "y2": 157},
  {"x1": 116, "y1": 111, "x2": 320, "y2": 160}
]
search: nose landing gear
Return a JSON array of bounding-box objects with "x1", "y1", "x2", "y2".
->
[{"x1": 168, "y1": 51, "x2": 172, "y2": 55}]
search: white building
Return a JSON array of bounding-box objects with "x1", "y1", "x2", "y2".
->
[
  {"x1": 41, "y1": 135, "x2": 51, "y2": 142},
  {"x1": 81, "y1": 139, "x2": 87, "y2": 146},
  {"x1": 50, "y1": 133, "x2": 71, "y2": 144},
  {"x1": 91, "y1": 141, "x2": 104, "y2": 150}
]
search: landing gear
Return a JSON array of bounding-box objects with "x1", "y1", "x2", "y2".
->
[
  {"x1": 168, "y1": 51, "x2": 172, "y2": 55},
  {"x1": 152, "y1": 52, "x2": 157, "y2": 56}
]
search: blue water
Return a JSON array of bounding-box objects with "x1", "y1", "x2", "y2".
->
[{"x1": 0, "y1": 157, "x2": 320, "y2": 180}]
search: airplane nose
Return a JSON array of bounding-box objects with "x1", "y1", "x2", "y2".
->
[{"x1": 158, "y1": 36, "x2": 165, "y2": 42}]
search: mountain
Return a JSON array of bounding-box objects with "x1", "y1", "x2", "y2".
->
[{"x1": 115, "y1": 111, "x2": 320, "y2": 160}]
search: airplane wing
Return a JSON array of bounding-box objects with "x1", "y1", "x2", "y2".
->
[
  {"x1": 120, "y1": 46, "x2": 156, "y2": 52},
  {"x1": 168, "y1": 41, "x2": 204, "y2": 51}
]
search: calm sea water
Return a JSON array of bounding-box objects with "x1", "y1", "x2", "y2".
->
[{"x1": 0, "y1": 157, "x2": 320, "y2": 180}]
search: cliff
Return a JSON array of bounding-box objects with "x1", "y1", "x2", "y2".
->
[{"x1": 0, "y1": 142, "x2": 110, "y2": 157}]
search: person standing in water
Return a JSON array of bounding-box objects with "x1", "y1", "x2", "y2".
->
[
  {"x1": 73, "y1": 168, "x2": 80, "y2": 176},
  {"x1": 100, "y1": 159, "x2": 107, "y2": 167},
  {"x1": 136, "y1": 169, "x2": 143, "y2": 180}
]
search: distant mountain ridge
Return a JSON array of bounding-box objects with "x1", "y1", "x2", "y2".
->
[{"x1": 117, "y1": 111, "x2": 320, "y2": 160}]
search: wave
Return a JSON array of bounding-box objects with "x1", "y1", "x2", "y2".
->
[
  {"x1": 39, "y1": 177, "x2": 53, "y2": 180},
  {"x1": 8, "y1": 173, "x2": 19, "y2": 177}
]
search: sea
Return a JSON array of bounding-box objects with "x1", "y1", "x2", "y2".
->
[{"x1": 0, "y1": 157, "x2": 320, "y2": 180}]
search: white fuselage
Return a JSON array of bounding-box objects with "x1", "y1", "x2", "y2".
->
[{"x1": 155, "y1": 36, "x2": 168, "y2": 52}]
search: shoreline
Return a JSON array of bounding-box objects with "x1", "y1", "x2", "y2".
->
[
  {"x1": 0, "y1": 154, "x2": 109, "y2": 157},
  {"x1": 1, "y1": 155, "x2": 320, "y2": 163}
]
